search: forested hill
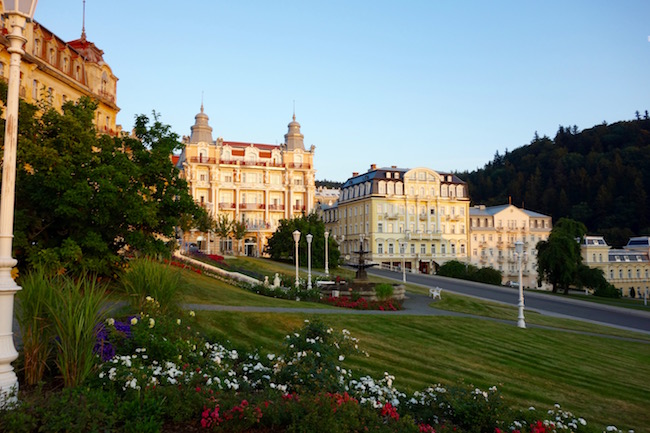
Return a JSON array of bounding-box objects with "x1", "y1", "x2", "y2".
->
[{"x1": 458, "y1": 115, "x2": 650, "y2": 247}]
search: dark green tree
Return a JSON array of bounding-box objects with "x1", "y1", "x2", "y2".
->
[
  {"x1": 9, "y1": 97, "x2": 204, "y2": 276},
  {"x1": 536, "y1": 218, "x2": 587, "y2": 294},
  {"x1": 231, "y1": 220, "x2": 248, "y2": 256},
  {"x1": 214, "y1": 213, "x2": 233, "y2": 253},
  {"x1": 266, "y1": 213, "x2": 340, "y2": 269}
]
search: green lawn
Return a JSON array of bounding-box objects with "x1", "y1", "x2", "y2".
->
[
  {"x1": 193, "y1": 310, "x2": 650, "y2": 432},
  {"x1": 172, "y1": 258, "x2": 650, "y2": 432}
]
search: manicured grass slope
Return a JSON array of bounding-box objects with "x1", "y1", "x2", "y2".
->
[
  {"x1": 177, "y1": 261, "x2": 650, "y2": 431},
  {"x1": 196, "y1": 311, "x2": 650, "y2": 432}
]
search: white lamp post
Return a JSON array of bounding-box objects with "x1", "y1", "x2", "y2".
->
[
  {"x1": 0, "y1": 0, "x2": 38, "y2": 405},
  {"x1": 292, "y1": 230, "x2": 301, "y2": 288},
  {"x1": 401, "y1": 241, "x2": 406, "y2": 283},
  {"x1": 306, "y1": 234, "x2": 313, "y2": 289},
  {"x1": 324, "y1": 230, "x2": 329, "y2": 276},
  {"x1": 514, "y1": 241, "x2": 526, "y2": 329}
]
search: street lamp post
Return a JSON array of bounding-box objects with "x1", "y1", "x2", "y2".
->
[
  {"x1": 515, "y1": 241, "x2": 526, "y2": 329},
  {"x1": 401, "y1": 241, "x2": 406, "y2": 283},
  {"x1": 306, "y1": 234, "x2": 313, "y2": 289},
  {"x1": 324, "y1": 230, "x2": 329, "y2": 276},
  {"x1": 0, "y1": 0, "x2": 38, "y2": 405},
  {"x1": 293, "y1": 230, "x2": 301, "y2": 288}
]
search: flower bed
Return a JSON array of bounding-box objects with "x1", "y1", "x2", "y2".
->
[{"x1": 320, "y1": 295, "x2": 403, "y2": 311}]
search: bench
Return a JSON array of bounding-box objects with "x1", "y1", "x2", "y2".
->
[{"x1": 429, "y1": 287, "x2": 442, "y2": 300}]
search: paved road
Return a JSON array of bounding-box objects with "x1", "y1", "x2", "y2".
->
[{"x1": 368, "y1": 267, "x2": 650, "y2": 334}]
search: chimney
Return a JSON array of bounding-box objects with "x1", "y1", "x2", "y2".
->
[
  {"x1": 370, "y1": 164, "x2": 377, "y2": 171},
  {"x1": 352, "y1": 172, "x2": 359, "y2": 177},
  {"x1": 391, "y1": 165, "x2": 397, "y2": 169}
]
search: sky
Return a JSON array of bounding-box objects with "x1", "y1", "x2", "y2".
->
[{"x1": 34, "y1": 1, "x2": 650, "y2": 182}]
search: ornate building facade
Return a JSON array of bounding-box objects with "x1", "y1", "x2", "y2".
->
[
  {"x1": 581, "y1": 236, "x2": 650, "y2": 298},
  {"x1": 0, "y1": 15, "x2": 120, "y2": 134},
  {"x1": 176, "y1": 107, "x2": 316, "y2": 255},
  {"x1": 468, "y1": 204, "x2": 552, "y2": 288},
  {"x1": 322, "y1": 164, "x2": 470, "y2": 273}
]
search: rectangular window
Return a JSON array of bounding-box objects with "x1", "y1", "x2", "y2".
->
[
  {"x1": 420, "y1": 244, "x2": 426, "y2": 254},
  {"x1": 378, "y1": 243, "x2": 384, "y2": 254},
  {"x1": 410, "y1": 244, "x2": 415, "y2": 254},
  {"x1": 388, "y1": 243, "x2": 394, "y2": 254},
  {"x1": 377, "y1": 222, "x2": 383, "y2": 233}
]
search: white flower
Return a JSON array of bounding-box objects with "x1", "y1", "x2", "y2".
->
[
  {"x1": 267, "y1": 354, "x2": 275, "y2": 361},
  {"x1": 148, "y1": 318, "x2": 155, "y2": 328},
  {"x1": 177, "y1": 319, "x2": 181, "y2": 325},
  {"x1": 130, "y1": 317, "x2": 138, "y2": 325},
  {"x1": 338, "y1": 355, "x2": 345, "y2": 361},
  {"x1": 146, "y1": 296, "x2": 153, "y2": 302},
  {"x1": 106, "y1": 318, "x2": 115, "y2": 326},
  {"x1": 189, "y1": 310, "x2": 195, "y2": 317}
]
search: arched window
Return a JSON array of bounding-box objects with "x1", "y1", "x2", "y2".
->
[
  {"x1": 387, "y1": 182, "x2": 394, "y2": 195},
  {"x1": 378, "y1": 181, "x2": 386, "y2": 194},
  {"x1": 396, "y1": 182, "x2": 403, "y2": 195},
  {"x1": 457, "y1": 185, "x2": 464, "y2": 197},
  {"x1": 441, "y1": 185, "x2": 448, "y2": 197}
]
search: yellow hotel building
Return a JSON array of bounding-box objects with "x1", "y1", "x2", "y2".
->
[
  {"x1": 322, "y1": 165, "x2": 470, "y2": 273},
  {"x1": 581, "y1": 235, "x2": 650, "y2": 298},
  {"x1": 177, "y1": 106, "x2": 316, "y2": 256},
  {"x1": 468, "y1": 204, "x2": 552, "y2": 288},
  {"x1": 0, "y1": 13, "x2": 120, "y2": 134}
]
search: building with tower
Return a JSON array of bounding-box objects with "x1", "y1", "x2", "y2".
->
[
  {"x1": 0, "y1": 6, "x2": 120, "y2": 134},
  {"x1": 176, "y1": 106, "x2": 316, "y2": 255},
  {"x1": 322, "y1": 164, "x2": 470, "y2": 273}
]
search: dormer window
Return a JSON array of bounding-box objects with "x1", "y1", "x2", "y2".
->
[{"x1": 386, "y1": 172, "x2": 392, "y2": 179}]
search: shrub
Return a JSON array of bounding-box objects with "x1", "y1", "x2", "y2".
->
[
  {"x1": 121, "y1": 257, "x2": 181, "y2": 314},
  {"x1": 593, "y1": 283, "x2": 621, "y2": 299},
  {"x1": 470, "y1": 267, "x2": 503, "y2": 285},
  {"x1": 16, "y1": 268, "x2": 55, "y2": 385},
  {"x1": 374, "y1": 283, "x2": 395, "y2": 301}
]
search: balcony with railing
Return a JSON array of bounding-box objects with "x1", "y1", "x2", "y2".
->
[
  {"x1": 218, "y1": 202, "x2": 236, "y2": 209},
  {"x1": 268, "y1": 204, "x2": 285, "y2": 211},
  {"x1": 293, "y1": 205, "x2": 307, "y2": 211},
  {"x1": 190, "y1": 156, "x2": 216, "y2": 164},
  {"x1": 239, "y1": 203, "x2": 266, "y2": 210},
  {"x1": 287, "y1": 162, "x2": 312, "y2": 169}
]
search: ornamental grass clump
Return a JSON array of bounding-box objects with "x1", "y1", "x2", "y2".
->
[
  {"x1": 374, "y1": 283, "x2": 395, "y2": 301},
  {"x1": 120, "y1": 257, "x2": 181, "y2": 314},
  {"x1": 48, "y1": 274, "x2": 109, "y2": 387},
  {"x1": 16, "y1": 268, "x2": 55, "y2": 385}
]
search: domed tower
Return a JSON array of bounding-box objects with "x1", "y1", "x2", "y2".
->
[
  {"x1": 189, "y1": 104, "x2": 214, "y2": 144},
  {"x1": 284, "y1": 114, "x2": 304, "y2": 151}
]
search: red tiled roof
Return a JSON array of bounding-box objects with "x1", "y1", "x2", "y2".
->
[{"x1": 222, "y1": 141, "x2": 279, "y2": 151}]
